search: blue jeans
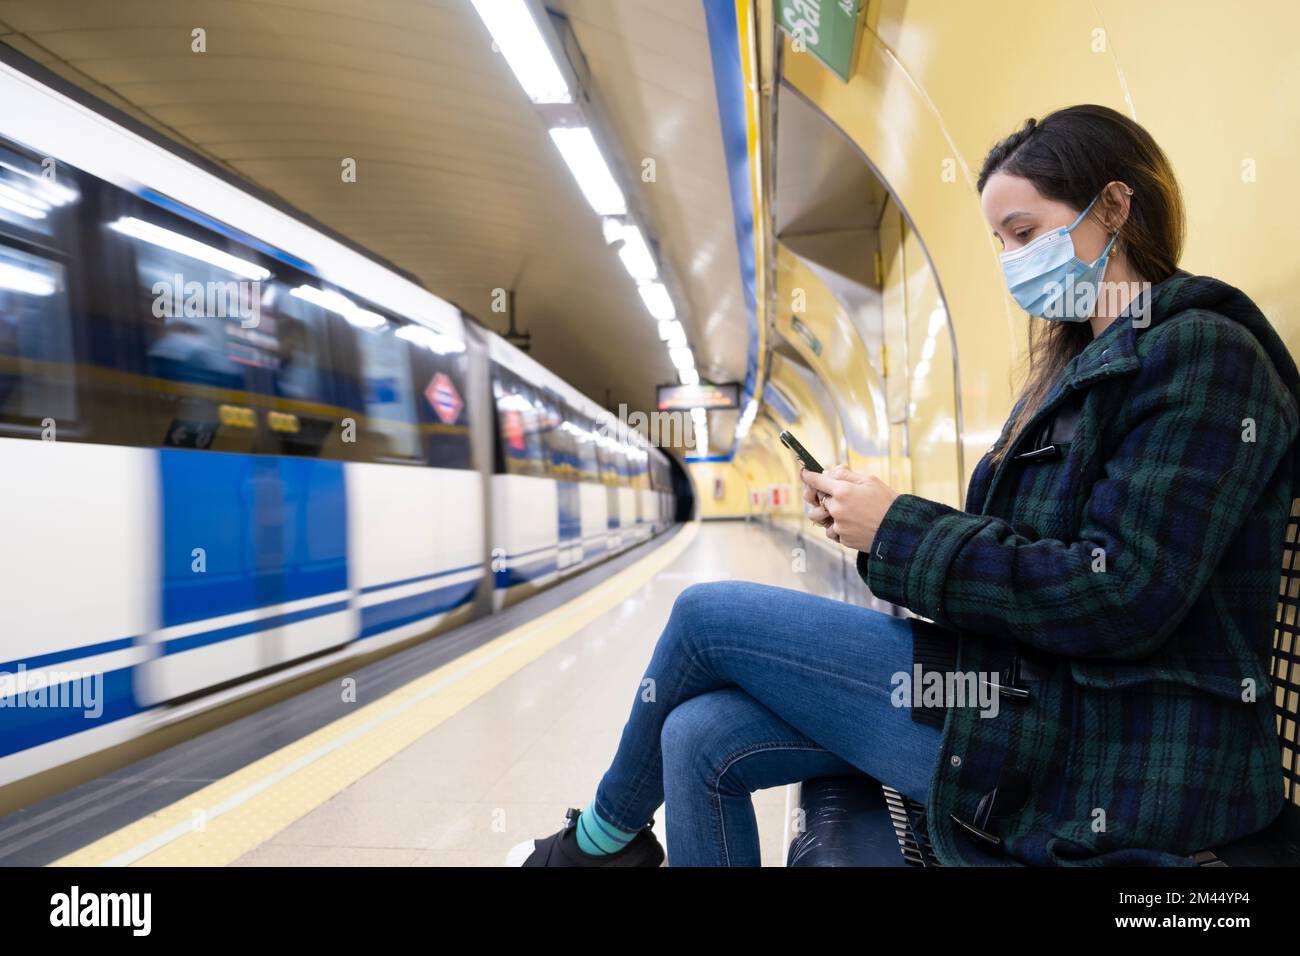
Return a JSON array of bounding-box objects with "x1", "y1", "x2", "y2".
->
[{"x1": 594, "y1": 580, "x2": 943, "y2": 866}]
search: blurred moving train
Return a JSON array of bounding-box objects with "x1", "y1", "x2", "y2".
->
[{"x1": 0, "y1": 55, "x2": 690, "y2": 789}]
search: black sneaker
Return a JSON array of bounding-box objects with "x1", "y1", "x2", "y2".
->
[{"x1": 508, "y1": 807, "x2": 665, "y2": 867}]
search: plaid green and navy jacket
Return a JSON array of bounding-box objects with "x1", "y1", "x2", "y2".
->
[{"x1": 860, "y1": 272, "x2": 1300, "y2": 866}]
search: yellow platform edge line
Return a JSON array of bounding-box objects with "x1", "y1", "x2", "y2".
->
[{"x1": 51, "y1": 522, "x2": 700, "y2": 867}]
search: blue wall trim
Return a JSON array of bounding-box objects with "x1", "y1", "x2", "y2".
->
[
  {"x1": 702, "y1": 0, "x2": 760, "y2": 456},
  {"x1": 763, "y1": 382, "x2": 798, "y2": 423}
]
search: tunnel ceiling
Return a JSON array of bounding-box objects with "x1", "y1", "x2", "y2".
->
[{"x1": 0, "y1": 0, "x2": 750, "y2": 425}]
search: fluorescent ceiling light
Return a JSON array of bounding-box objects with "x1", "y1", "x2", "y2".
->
[
  {"x1": 612, "y1": 224, "x2": 657, "y2": 282},
  {"x1": 678, "y1": 367, "x2": 699, "y2": 385},
  {"x1": 694, "y1": 426, "x2": 708, "y2": 452},
  {"x1": 110, "y1": 217, "x2": 270, "y2": 281},
  {"x1": 734, "y1": 398, "x2": 758, "y2": 439},
  {"x1": 665, "y1": 323, "x2": 687, "y2": 349},
  {"x1": 548, "y1": 126, "x2": 626, "y2": 216},
  {"x1": 0, "y1": 261, "x2": 56, "y2": 296},
  {"x1": 637, "y1": 281, "x2": 675, "y2": 320},
  {"x1": 657, "y1": 319, "x2": 680, "y2": 342},
  {"x1": 669, "y1": 346, "x2": 694, "y2": 371},
  {"x1": 691, "y1": 407, "x2": 707, "y2": 423},
  {"x1": 468, "y1": 0, "x2": 572, "y2": 104}
]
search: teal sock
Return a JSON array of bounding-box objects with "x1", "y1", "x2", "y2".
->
[{"x1": 575, "y1": 800, "x2": 638, "y2": 856}]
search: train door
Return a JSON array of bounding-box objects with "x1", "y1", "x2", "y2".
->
[
  {"x1": 249, "y1": 283, "x2": 352, "y2": 669},
  {"x1": 106, "y1": 199, "x2": 305, "y2": 704},
  {"x1": 490, "y1": 365, "x2": 558, "y2": 608},
  {"x1": 543, "y1": 394, "x2": 581, "y2": 573},
  {"x1": 116, "y1": 200, "x2": 352, "y2": 703},
  {"x1": 573, "y1": 415, "x2": 606, "y2": 562},
  {"x1": 339, "y1": 305, "x2": 481, "y2": 646},
  {"x1": 632, "y1": 450, "x2": 647, "y2": 539},
  {"x1": 603, "y1": 444, "x2": 625, "y2": 552}
]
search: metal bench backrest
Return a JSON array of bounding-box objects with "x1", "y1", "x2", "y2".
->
[{"x1": 1271, "y1": 497, "x2": 1300, "y2": 829}]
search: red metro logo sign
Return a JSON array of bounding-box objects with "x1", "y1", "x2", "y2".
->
[{"x1": 425, "y1": 372, "x2": 463, "y2": 424}]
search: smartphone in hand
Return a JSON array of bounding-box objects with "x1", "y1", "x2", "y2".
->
[{"x1": 778, "y1": 430, "x2": 823, "y2": 474}]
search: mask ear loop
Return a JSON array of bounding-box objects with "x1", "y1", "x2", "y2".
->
[
  {"x1": 1067, "y1": 188, "x2": 1125, "y2": 262},
  {"x1": 1064, "y1": 183, "x2": 1132, "y2": 235},
  {"x1": 1062, "y1": 193, "x2": 1102, "y2": 235}
]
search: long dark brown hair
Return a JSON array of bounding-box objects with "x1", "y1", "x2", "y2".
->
[{"x1": 977, "y1": 104, "x2": 1185, "y2": 462}]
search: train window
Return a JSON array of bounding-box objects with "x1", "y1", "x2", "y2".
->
[
  {"x1": 630, "y1": 448, "x2": 647, "y2": 489},
  {"x1": 354, "y1": 314, "x2": 422, "y2": 462},
  {"x1": 574, "y1": 416, "x2": 599, "y2": 482},
  {"x1": 0, "y1": 145, "x2": 77, "y2": 239},
  {"x1": 130, "y1": 237, "x2": 265, "y2": 394},
  {"x1": 594, "y1": 432, "x2": 614, "y2": 484},
  {"x1": 0, "y1": 244, "x2": 76, "y2": 429},
  {"x1": 493, "y1": 364, "x2": 546, "y2": 477},
  {"x1": 595, "y1": 439, "x2": 621, "y2": 489},
  {"x1": 534, "y1": 389, "x2": 557, "y2": 475},
  {"x1": 401, "y1": 324, "x2": 471, "y2": 469},
  {"x1": 266, "y1": 287, "x2": 332, "y2": 404},
  {"x1": 613, "y1": 445, "x2": 630, "y2": 487},
  {"x1": 256, "y1": 283, "x2": 341, "y2": 457},
  {"x1": 540, "y1": 397, "x2": 578, "y2": 480}
]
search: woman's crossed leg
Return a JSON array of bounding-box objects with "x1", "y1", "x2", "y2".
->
[{"x1": 593, "y1": 580, "x2": 943, "y2": 865}]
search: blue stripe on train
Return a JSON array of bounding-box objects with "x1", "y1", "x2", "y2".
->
[
  {"x1": 360, "y1": 563, "x2": 482, "y2": 595},
  {"x1": 162, "y1": 600, "x2": 352, "y2": 656},
  {"x1": 495, "y1": 552, "x2": 558, "y2": 589},
  {"x1": 0, "y1": 637, "x2": 135, "y2": 674},
  {"x1": 359, "y1": 577, "x2": 479, "y2": 639},
  {"x1": 0, "y1": 668, "x2": 137, "y2": 760}
]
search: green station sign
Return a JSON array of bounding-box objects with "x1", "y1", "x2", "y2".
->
[{"x1": 777, "y1": 0, "x2": 865, "y2": 82}]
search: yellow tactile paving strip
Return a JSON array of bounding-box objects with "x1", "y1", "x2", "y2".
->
[{"x1": 52, "y1": 523, "x2": 699, "y2": 867}]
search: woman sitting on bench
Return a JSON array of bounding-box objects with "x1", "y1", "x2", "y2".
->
[{"x1": 517, "y1": 104, "x2": 1299, "y2": 867}]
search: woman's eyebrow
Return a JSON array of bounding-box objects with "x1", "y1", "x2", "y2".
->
[{"x1": 999, "y1": 210, "x2": 1032, "y2": 227}]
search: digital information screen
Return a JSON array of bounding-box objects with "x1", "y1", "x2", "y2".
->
[{"x1": 656, "y1": 382, "x2": 741, "y2": 411}]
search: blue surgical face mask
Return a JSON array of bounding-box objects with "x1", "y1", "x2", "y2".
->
[{"x1": 999, "y1": 192, "x2": 1119, "y2": 321}]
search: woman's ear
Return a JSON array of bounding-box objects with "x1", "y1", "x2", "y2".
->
[{"x1": 1097, "y1": 180, "x2": 1134, "y2": 232}]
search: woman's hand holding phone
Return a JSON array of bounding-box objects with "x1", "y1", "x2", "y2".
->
[
  {"x1": 800, "y1": 465, "x2": 899, "y2": 552},
  {"x1": 801, "y1": 472, "x2": 835, "y2": 537}
]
